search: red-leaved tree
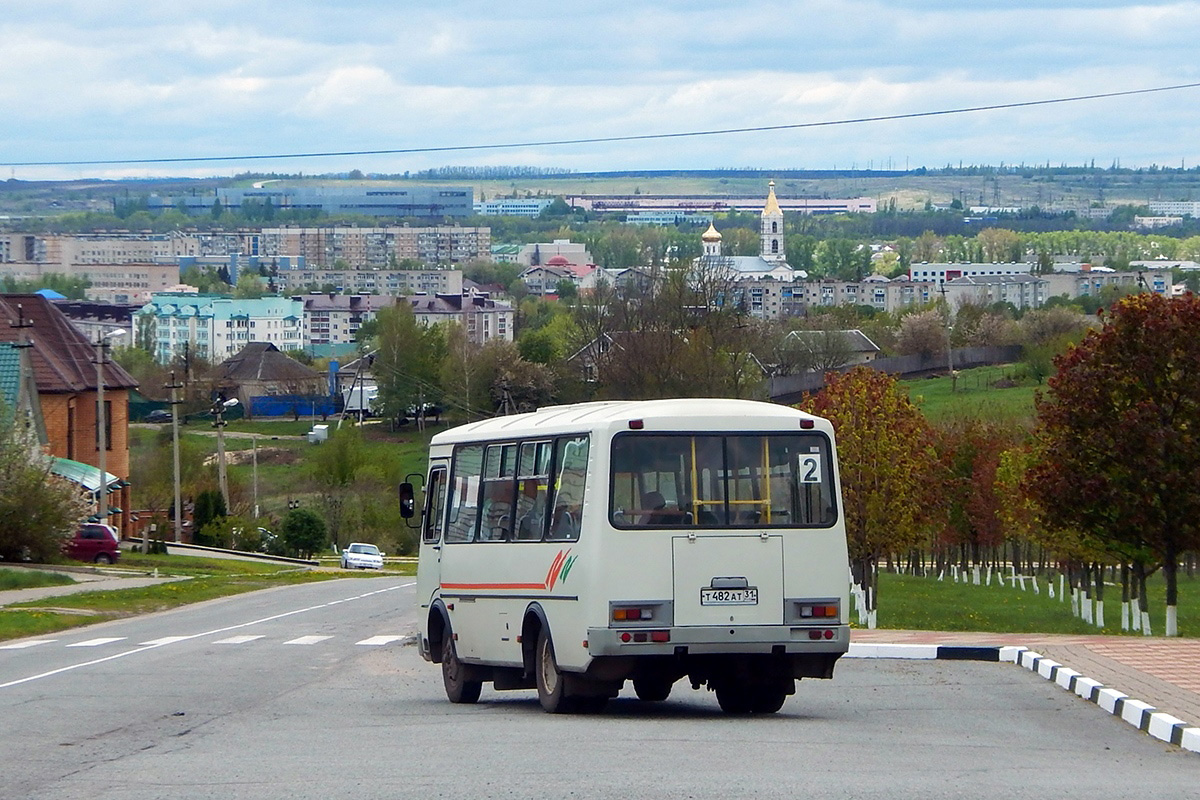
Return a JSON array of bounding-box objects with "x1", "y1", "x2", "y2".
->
[
  {"x1": 1029, "y1": 292, "x2": 1200, "y2": 636},
  {"x1": 800, "y1": 366, "x2": 941, "y2": 626}
]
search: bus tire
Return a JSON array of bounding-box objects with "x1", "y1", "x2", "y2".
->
[
  {"x1": 749, "y1": 683, "x2": 788, "y2": 714},
  {"x1": 441, "y1": 634, "x2": 482, "y2": 704},
  {"x1": 714, "y1": 683, "x2": 752, "y2": 714},
  {"x1": 535, "y1": 629, "x2": 573, "y2": 713},
  {"x1": 633, "y1": 677, "x2": 672, "y2": 702}
]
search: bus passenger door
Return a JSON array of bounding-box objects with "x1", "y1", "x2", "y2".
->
[{"x1": 416, "y1": 462, "x2": 448, "y2": 614}]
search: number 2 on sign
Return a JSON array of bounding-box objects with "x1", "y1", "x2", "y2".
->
[{"x1": 798, "y1": 454, "x2": 822, "y2": 483}]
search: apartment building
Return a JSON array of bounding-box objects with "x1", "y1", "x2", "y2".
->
[
  {"x1": 258, "y1": 226, "x2": 490, "y2": 267},
  {"x1": 273, "y1": 267, "x2": 464, "y2": 296},
  {"x1": 297, "y1": 293, "x2": 400, "y2": 346},
  {"x1": 408, "y1": 290, "x2": 514, "y2": 344},
  {"x1": 136, "y1": 293, "x2": 305, "y2": 364}
]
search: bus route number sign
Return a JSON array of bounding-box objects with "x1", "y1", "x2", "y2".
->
[{"x1": 700, "y1": 587, "x2": 759, "y2": 606}]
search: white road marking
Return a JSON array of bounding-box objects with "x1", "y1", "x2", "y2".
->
[
  {"x1": 0, "y1": 581, "x2": 415, "y2": 690},
  {"x1": 356, "y1": 635, "x2": 404, "y2": 646},
  {"x1": 140, "y1": 636, "x2": 191, "y2": 646},
  {"x1": 66, "y1": 637, "x2": 126, "y2": 648},
  {"x1": 214, "y1": 635, "x2": 264, "y2": 645},
  {"x1": 0, "y1": 640, "x2": 57, "y2": 649},
  {"x1": 284, "y1": 635, "x2": 332, "y2": 645}
]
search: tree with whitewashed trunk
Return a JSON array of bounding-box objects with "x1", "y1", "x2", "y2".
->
[
  {"x1": 1030, "y1": 293, "x2": 1200, "y2": 637},
  {"x1": 799, "y1": 367, "x2": 941, "y2": 629}
]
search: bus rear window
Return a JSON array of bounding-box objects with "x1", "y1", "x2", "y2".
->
[{"x1": 610, "y1": 433, "x2": 836, "y2": 529}]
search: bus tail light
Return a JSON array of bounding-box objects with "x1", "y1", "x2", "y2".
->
[
  {"x1": 796, "y1": 602, "x2": 839, "y2": 620},
  {"x1": 807, "y1": 629, "x2": 836, "y2": 640},
  {"x1": 612, "y1": 606, "x2": 655, "y2": 622},
  {"x1": 619, "y1": 631, "x2": 671, "y2": 644}
]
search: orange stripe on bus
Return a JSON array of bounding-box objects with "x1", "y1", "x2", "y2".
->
[{"x1": 440, "y1": 582, "x2": 548, "y2": 590}]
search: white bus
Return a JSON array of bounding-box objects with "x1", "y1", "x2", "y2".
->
[{"x1": 405, "y1": 398, "x2": 849, "y2": 714}]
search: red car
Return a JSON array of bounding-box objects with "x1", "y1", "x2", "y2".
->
[{"x1": 64, "y1": 523, "x2": 121, "y2": 564}]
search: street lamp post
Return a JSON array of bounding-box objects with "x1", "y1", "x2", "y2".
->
[
  {"x1": 212, "y1": 396, "x2": 239, "y2": 516},
  {"x1": 166, "y1": 371, "x2": 184, "y2": 543},
  {"x1": 95, "y1": 329, "x2": 127, "y2": 525}
]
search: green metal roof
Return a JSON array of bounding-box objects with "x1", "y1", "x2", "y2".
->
[
  {"x1": 0, "y1": 344, "x2": 19, "y2": 421},
  {"x1": 50, "y1": 457, "x2": 121, "y2": 494}
]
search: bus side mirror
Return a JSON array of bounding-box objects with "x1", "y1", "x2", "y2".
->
[{"x1": 398, "y1": 482, "x2": 415, "y2": 518}]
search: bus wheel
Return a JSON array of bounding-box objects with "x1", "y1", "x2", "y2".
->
[
  {"x1": 441, "y1": 635, "x2": 482, "y2": 704},
  {"x1": 535, "y1": 629, "x2": 572, "y2": 713},
  {"x1": 633, "y1": 677, "x2": 672, "y2": 702},
  {"x1": 749, "y1": 683, "x2": 788, "y2": 714},
  {"x1": 714, "y1": 683, "x2": 752, "y2": 714}
]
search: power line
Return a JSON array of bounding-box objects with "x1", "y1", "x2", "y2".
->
[{"x1": 10, "y1": 82, "x2": 1200, "y2": 168}]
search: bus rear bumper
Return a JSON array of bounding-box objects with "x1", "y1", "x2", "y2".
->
[{"x1": 585, "y1": 624, "x2": 850, "y2": 658}]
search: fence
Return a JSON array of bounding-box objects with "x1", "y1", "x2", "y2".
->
[{"x1": 768, "y1": 345, "x2": 1024, "y2": 404}]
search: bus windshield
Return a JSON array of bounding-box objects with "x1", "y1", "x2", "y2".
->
[{"x1": 609, "y1": 432, "x2": 837, "y2": 529}]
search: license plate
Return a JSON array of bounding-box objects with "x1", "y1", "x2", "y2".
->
[{"x1": 700, "y1": 587, "x2": 758, "y2": 606}]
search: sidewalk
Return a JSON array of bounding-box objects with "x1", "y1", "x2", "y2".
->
[
  {"x1": 0, "y1": 567, "x2": 185, "y2": 609},
  {"x1": 852, "y1": 628, "x2": 1200, "y2": 748}
]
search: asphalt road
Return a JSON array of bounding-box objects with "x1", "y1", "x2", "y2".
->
[{"x1": 2, "y1": 578, "x2": 1198, "y2": 800}]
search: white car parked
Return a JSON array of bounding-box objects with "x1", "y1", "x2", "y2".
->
[{"x1": 341, "y1": 542, "x2": 384, "y2": 570}]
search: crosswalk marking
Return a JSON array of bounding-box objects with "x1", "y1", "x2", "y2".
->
[
  {"x1": 141, "y1": 636, "x2": 192, "y2": 646},
  {"x1": 0, "y1": 640, "x2": 57, "y2": 650},
  {"x1": 356, "y1": 635, "x2": 404, "y2": 646},
  {"x1": 214, "y1": 635, "x2": 265, "y2": 645},
  {"x1": 284, "y1": 635, "x2": 333, "y2": 645},
  {"x1": 66, "y1": 637, "x2": 126, "y2": 648}
]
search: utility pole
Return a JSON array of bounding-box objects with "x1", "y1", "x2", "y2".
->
[
  {"x1": 166, "y1": 371, "x2": 184, "y2": 543},
  {"x1": 94, "y1": 329, "x2": 126, "y2": 525},
  {"x1": 937, "y1": 282, "x2": 956, "y2": 392},
  {"x1": 212, "y1": 396, "x2": 239, "y2": 522}
]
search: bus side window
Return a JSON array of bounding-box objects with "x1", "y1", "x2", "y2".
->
[
  {"x1": 445, "y1": 445, "x2": 484, "y2": 544},
  {"x1": 423, "y1": 468, "x2": 447, "y2": 543},
  {"x1": 479, "y1": 444, "x2": 517, "y2": 541},
  {"x1": 548, "y1": 435, "x2": 588, "y2": 541},
  {"x1": 515, "y1": 441, "x2": 551, "y2": 541}
]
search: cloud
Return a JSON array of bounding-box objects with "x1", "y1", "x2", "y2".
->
[{"x1": 2, "y1": 1, "x2": 1200, "y2": 176}]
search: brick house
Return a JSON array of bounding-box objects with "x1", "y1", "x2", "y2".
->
[{"x1": 0, "y1": 294, "x2": 138, "y2": 537}]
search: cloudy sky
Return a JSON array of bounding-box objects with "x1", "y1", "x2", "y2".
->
[{"x1": 5, "y1": 1, "x2": 1200, "y2": 180}]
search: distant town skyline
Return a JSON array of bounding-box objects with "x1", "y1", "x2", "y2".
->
[{"x1": 5, "y1": 1, "x2": 1200, "y2": 181}]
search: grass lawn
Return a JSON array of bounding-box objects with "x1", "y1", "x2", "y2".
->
[
  {"x1": 0, "y1": 568, "x2": 77, "y2": 591},
  {"x1": 0, "y1": 553, "x2": 415, "y2": 642},
  {"x1": 903, "y1": 365, "x2": 1040, "y2": 426},
  {"x1": 874, "y1": 570, "x2": 1200, "y2": 638}
]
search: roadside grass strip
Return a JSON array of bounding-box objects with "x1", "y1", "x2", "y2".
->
[{"x1": 849, "y1": 642, "x2": 1200, "y2": 754}]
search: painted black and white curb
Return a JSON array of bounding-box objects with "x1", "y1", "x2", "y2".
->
[{"x1": 847, "y1": 642, "x2": 1200, "y2": 754}]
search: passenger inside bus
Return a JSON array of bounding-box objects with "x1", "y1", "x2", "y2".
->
[
  {"x1": 638, "y1": 491, "x2": 668, "y2": 525},
  {"x1": 549, "y1": 504, "x2": 579, "y2": 539}
]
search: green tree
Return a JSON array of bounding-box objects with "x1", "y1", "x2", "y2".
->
[
  {"x1": 192, "y1": 488, "x2": 227, "y2": 545},
  {"x1": 281, "y1": 508, "x2": 328, "y2": 559},
  {"x1": 0, "y1": 417, "x2": 87, "y2": 562},
  {"x1": 311, "y1": 425, "x2": 367, "y2": 549},
  {"x1": 798, "y1": 367, "x2": 939, "y2": 627},
  {"x1": 1029, "y1": 292, "x2": 1200, "y2": 636},
  {"x1": 233, "y1": 271, "x2": 267, "y2": 299},
  {"x1": 371, "y1": 303, "x2": 445, "y2": 420}
]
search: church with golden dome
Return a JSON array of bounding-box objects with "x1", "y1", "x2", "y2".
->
[{"x1": 697, "y1": 181, "x2": 804, "y2": 282}]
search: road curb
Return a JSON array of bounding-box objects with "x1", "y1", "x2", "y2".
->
[{"x1": 847, "y1": 642, "x2": 1200, "y2": 754}]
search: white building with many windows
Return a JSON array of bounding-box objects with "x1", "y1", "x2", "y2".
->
[{"x1": 136, "y1": 293, "x2": 304, "y2": 364}]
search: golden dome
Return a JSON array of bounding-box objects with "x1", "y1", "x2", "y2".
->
[
  {"x1": 701, "y1": 222, "x2": 722, "y2": 241},
  {"x1": 762, "y1": 180, "x2": 782, "y2": 216}
]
